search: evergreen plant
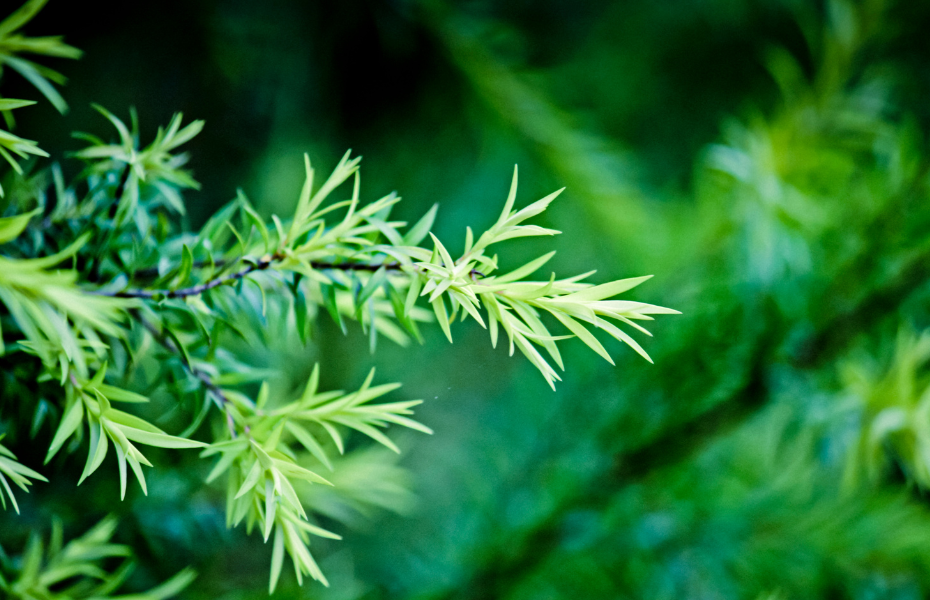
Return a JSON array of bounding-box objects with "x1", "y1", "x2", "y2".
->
[{"x1": 0, "y1": 1, "x2": 677, "y2": 597}]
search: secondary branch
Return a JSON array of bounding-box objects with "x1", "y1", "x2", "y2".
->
[
  {"x1": 93, "y1": 256, "x2": 404, "y2": 299},
  {"x1": 130, "y1": 309, "x2": 238, "y2": 436}
]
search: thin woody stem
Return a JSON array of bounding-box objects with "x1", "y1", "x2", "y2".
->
[
  {"x1": 93, "y1": 255, "x2": 404, "y2": 299},
  {"x1": 129, "y1": 309, "x2": 238, "y2": 437},
  {"x1": 131, "y1": 258, "x2": 402, "y2": 280},
  {"x1": 99, "y1": 254, "x2": 280, "y2": 299}
]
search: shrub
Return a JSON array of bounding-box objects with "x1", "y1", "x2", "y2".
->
[{"x1": 0, "y1": 1, "x2": 675, "y2": 597}]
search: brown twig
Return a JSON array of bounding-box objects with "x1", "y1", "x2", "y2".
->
[
  {"x1": 99, "y1": 254, "x2": 280, "y2": 299},
  {"x1": 129, "y1": 309, "x2": 237, "y2": 437},
  {"x1": 95, "y1": 256, "x2": 404, "y2": 299},
  {"x1": 132, "y1": 258, "x2": 402, "y2": 280}
]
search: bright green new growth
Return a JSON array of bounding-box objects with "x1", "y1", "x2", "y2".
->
[
  {"x1": 0, "y1": 0, "x2": 681, "y2": 596},
  {"x1": 409, "y1": 166, "x2": 679, "y2": 388},
  {"x1": 0, "y1": 435, "x2": 46, "y2": 513},
  {"x1": 0, "y1": 0, "x2": 80, "y2": 193},
  {"x1": 72, "y1": 105, "x2": 203, "y2": 222},
  {"x1": 0, "y1": 97, "x2": 47, "y2": 189},
  {"x1": 202, "y1": 366, "x2": 434, "y2": 591},
  {"x1": 43, "y1": 364, "x2": 207, "y2": 498},
  {"x1": 842, "y1": 329, "x2": 930, "y2": 490},
  {"x1": 221, "y1": 150, "x2": 679, "y2": 390},
  {"x1": 0, "y1": 517, "x2": 195, "y2": 600}
]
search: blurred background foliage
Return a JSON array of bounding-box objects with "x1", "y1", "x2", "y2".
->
[{"x1": 5, "y1": 0, "x2": 930, "y2": 598}]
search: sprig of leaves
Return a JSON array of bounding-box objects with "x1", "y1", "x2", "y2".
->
[
  {"x1": 401, "y1": 167, "x2": 679, "y2": 388},
  {"x1": 273, "y1": 159, "x2": 678, "y2": 388},
  {"x1": 72, "y1": 106, "x2": 203, "y2": 222},
  {"x1": 0, "y1": 0, "x2": 81, "y2": 115},
  {"x1": 842, "y1": 329, "x2": 930, "y2": 490},
  {"x1": 44, "y1": 367, "x2": 206, "y2": 498},
  {"x1": 0, "y1": 517, "x2": 195, "y2": 600},
  {"x1": 201, "y1": 365, "x2": 430, "y2": 592},
  {"x1": 94, "y1": 154, "x2": 677, "y2": 389},
  {"x1": 0, "y1": 97, "x2": 47, "y2": 194},
  {"x1": 0, "y1": 215, "x2": 132, "y2": 377},
  {"x1": 0, "y1": 0, "x2": 80, "y2": 195},
  {"x1": 0, "y1": 435, "x2": 46, "y2": 513}
]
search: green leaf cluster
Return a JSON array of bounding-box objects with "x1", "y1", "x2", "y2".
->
[
  {"x1": 406, "y1": 167, "x2": 678, "y2": 388},
  {"x1": 0, "y1": 517, "x2": 194, "y2": 600},
  {"x1": 0, "y1": 435, "x2": 45, "y2": 513},
  {"x1": 44, "y1": 366, "x2": 206, "y2": 498},
  {"x1": 842, "y1": 329, "x2": 930, "y2": 489},
  {"x1": 0, "y1": 0, "x2": 79, "y2": 192},
  {"x1": 202, "y1": 365, "x2": 432, "y2": 592},
  {"x1": 72, "y1": 106, "x2": 203, "y2": 222}
]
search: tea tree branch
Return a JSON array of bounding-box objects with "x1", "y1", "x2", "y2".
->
[
  {"x1": 99, "y1": 257, "x2": 406, "y2": 298},
  {"x1": 0, "y1": 10, "x2": 676, "y2": 592},
  {"x1": 129, "y1": 309, "x2": 238, "y2": 436}
]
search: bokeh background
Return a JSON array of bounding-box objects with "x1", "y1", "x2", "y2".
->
[{"x1": 8, "y1": 0, "x2": 930, "y2": 598}]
